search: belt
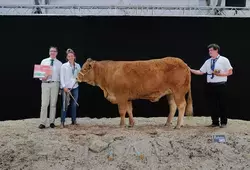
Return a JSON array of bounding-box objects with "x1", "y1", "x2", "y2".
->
[
  {"x1": 42, "y1": 81, "x2": 59, "y2": 83},
  {"x1": 207, "y1": 81, "x2": 226, "y2": 85}
]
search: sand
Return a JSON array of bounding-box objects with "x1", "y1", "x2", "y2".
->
[{"x1": 0, "y1": 116, "x2": 249, "y2": 170}]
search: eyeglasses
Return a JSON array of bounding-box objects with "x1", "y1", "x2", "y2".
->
[{"x1": 50, "y1": 50, "x2": 57, "y2": 52}]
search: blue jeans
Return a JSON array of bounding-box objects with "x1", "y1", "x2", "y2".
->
[{"x1": 61, "y1": 87, "x2": 79, "y2": 123}]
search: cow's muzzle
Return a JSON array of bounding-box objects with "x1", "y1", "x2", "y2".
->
[
  {"x1": 76, "y1": 77, "x2": 81, "y2": 83},
  {"x1": 76, "y1": 71, "x2": 85, "y2": 83}
]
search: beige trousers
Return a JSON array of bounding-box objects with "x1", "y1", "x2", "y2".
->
[{"x1": 40, "y1": 82, "x2": 60, "y2": 125}]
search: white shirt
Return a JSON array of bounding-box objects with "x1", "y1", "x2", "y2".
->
[
  {"x1": 40, "y1": 57, "x2": 62, "y2": 82},
  {"x1": 200, "y1": 55, "x2": 233, "y2": 83},
  {"x1": 60, "y1": 61, "x2": 81, "y2": 89}
]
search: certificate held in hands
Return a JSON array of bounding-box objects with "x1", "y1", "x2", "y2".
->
[{"x1": 33, "y1": 65, "x2": 52, "y2": 78}]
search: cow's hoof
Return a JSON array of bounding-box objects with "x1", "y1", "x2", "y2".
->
[
  {"x1": 174, "y1": 126, "x2": 181, "y2": 130},
  {"x1": 119, "y1": 124, "x2": 126, "y2": 128},
  {"x1": 128, "y1": 124, "x2": 135, "y2": 128},
  {"x1": 165, "y1": 122, "x2": 172, "y2": 127},
  {"x1": 129, "y1": 118, "x2": 135, "y2": 126},
  {"x1": 129, "y1": 122, "x2": 135, "y2": 127},
  {"x1": 128, "y1": 124, "x2": 134, "y2": 128}
]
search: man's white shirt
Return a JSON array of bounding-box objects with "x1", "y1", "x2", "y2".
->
[
  {"x1": 60, "y1": 61, "x2": 81, "y2": 89},
  {"x1": 200, "y1": 55, "x2": 233, "y2": 83},
  {"x1": 40, "y1": 57, "x2": 62, "y2": 82}
]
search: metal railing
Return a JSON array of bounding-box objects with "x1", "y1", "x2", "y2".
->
[{"x1": 0, "y1": 5, "x2": 249, "y2": 17}]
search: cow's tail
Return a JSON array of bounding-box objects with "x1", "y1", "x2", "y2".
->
[
  {"x1": 185, "y1": 87, "x2": 193, "y2": 116},
  {"x1": 185, "y1": 71, "x2": 193, "y2": 116}
]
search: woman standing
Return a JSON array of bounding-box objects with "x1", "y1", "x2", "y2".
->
[{"x1": 60, "y1": 48, "x2": 81, "y2": 128}]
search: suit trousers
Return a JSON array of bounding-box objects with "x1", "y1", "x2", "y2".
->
[
  {"x1": 40, "y1": 82, "x2": 60, "y2": 125},
  {"x1": 206, "y1": 82, "x2": 228, "y2": 125}
]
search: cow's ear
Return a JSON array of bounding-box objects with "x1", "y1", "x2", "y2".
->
[
  {"x1": 88, "y1": 61, "x2": 95, "y2": 69},
  {"x1": 87, "y1": 58, "x2": 92, "y2": 62}
]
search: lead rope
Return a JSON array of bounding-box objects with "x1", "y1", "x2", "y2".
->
[
  {"x1": 63, "y1": 78, "x2": 80, "y2": 112},
  {"x1": 66, "y1": 69, "x2": 89, "y2": 107},
  {"x1": 67, "y1": 76, "x2": 80, "y2": 106}
]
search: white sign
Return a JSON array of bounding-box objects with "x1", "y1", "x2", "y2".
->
[{"x1": 212, "y1": 134, "x2": 227, "y2": 143}]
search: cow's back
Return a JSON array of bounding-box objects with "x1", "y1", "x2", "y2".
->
[{"x1": 95, "y1": 57, "x2": 190, "y2": 101}]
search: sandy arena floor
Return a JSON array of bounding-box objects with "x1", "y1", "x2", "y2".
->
[{"x1": 0, "y1": 116, "x2": 249, "y2": 170}]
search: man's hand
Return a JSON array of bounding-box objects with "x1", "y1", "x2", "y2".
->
[
  {"x1": 213, "y1": 69, "x2": 221, "y2": 76},
  {"x1": 213, "y1": 72, "x2": 220, "y2": 76},
  {"x1": 213, "y1": 69, "x2": 233, "y2": 77},
  {"x1": 42, "y1": 74, "x2": 49, "y2": 81},
  {"x1": 189, "y1": 68, "x2": 205, "y2": 75},
  {"x1": 47, "y1": 71, "x2": 52, "y2": 76},
  {"x1": 64, "y1": 88, "x2": 69, "y2": 93}
]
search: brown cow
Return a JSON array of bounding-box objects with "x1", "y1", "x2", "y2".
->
[{"x1": 77, "y1": 57, "x2": 193, "y2": 129}]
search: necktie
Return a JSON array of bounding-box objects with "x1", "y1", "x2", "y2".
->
[
  {"x1": 50, "y1": 59, "x2": 54, "y2": 66},
  {"x1": 48, "y1": 59, "x2": 54, "y2": 80},
  {"x1": 211, "y1": 58, "x2": 217, "y2": 79}
]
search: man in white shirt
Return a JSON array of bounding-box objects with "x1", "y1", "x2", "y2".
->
[
  {"x1": 38, "y1": 46, "x2": 62, "y2": 129},
  {"x1": 190, "y1": 44, "x2": 233, "y2": 128}
]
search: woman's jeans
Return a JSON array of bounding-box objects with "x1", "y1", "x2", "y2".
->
[{"x1": 61, "y1": 87, "x2": 79, "y2": 123}]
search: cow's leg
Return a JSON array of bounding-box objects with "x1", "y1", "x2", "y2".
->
[
  {"x1": 173, "y1": 93, "x2": 186, "y2": 129},
  {"x1": 118, "y1": 102, "x2": 127, "y2": 128},
  {"x1": 165, "y1": 94, "x2": 177, "y2": 127},
  {"x1": 127, "y1": 101, "x2": 135, "y2": 127}
]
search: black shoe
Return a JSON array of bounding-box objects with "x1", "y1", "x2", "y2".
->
[
  {"x1": 71, "y1": 121, "x2": 77, "y2": 125},
  {"x1": 50, "y1": 123, "x2": 55, "y2": 128},
  {"x1": 207, "y1": 123, "x2": 220, "y2": 127},
  {"x1": 220, "y1": 124, "x2": 227, "y2": 128},
  {"x1": 38, "y1": 124, "x2": 45, "y2": 129}
]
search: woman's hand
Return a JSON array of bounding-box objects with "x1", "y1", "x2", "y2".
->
[{"x1": 64, "y1": 88, "x2": 69, "y2": 93}]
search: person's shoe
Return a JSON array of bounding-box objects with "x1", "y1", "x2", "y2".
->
[
  {"x1": 71, "y1": 121, "x2": 77, "y2": 125},
  {"x1": 38, "y1": 124, "x2": 45, "y2": 129},
  {"x1": 60, "y1": 123, "x2": 65, "y2": 129},
  {"x1": 50, "y1": 123, "x2": 55, "y2": 128},
  {"x1": 220, "y1": 124, "x2": 227, "y2": 128},
  {"x1": 207, "y1": 123, "x2": 220, "y2": 127}
]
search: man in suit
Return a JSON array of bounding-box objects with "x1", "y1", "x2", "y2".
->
[
  {"x1": 190, "y1": 44, "x2": 233, "y2": 128},
  {"x1": 38, "y1": 46, "x2": 62, "y2": 129}
]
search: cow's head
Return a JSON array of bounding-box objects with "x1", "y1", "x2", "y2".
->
[{"x1": 77, "y1": 58, "x2": 96, "y2": 86}]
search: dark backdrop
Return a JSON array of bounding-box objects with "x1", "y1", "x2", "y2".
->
[{"x1": 0, "y1": 16, "x2": 248, "y2": 121}]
